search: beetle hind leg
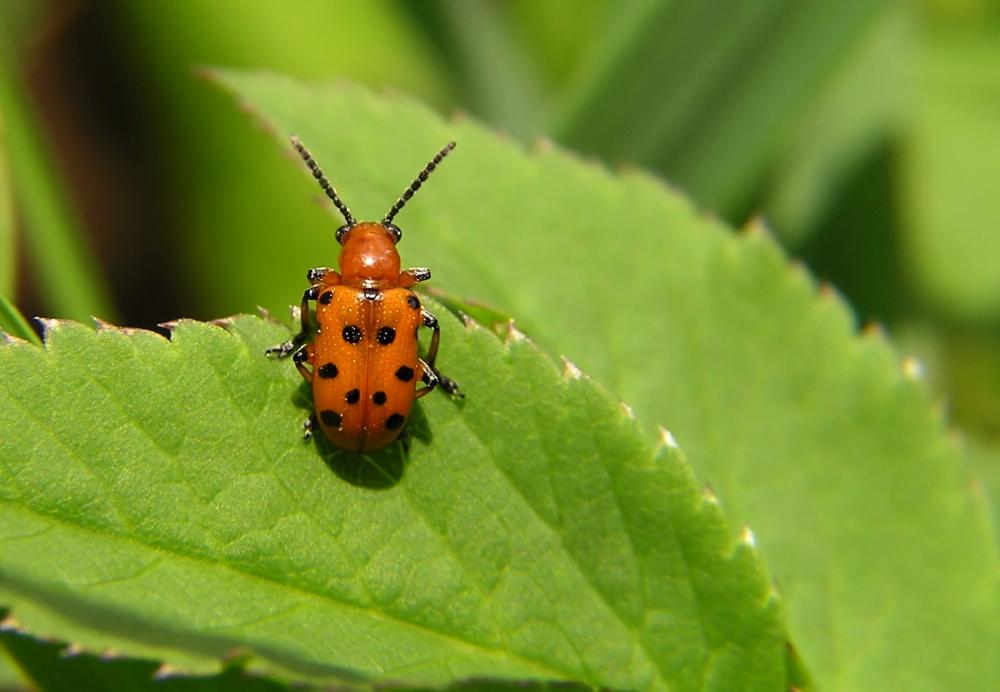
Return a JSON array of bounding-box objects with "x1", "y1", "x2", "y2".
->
[{"x1": 302, "y1": 413, "x2": 318, "y2": 440}]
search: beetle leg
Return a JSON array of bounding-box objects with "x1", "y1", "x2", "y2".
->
[
  {"x1": 418, "y1": 309, "x2": 462, "y2": 397},
  {"x1": 414, "y1": 357, "x2": 439, "y2": 399},
  {"x1": 293, "y1": 343, "x2": 314, "y2": 383},
  {"x1": 266, "y1": 286, "x2": 319, "y2": 358},
  {"x1": 302, "y1": 413, "x2": 317, "y2": 440},
  {"x1": 306, "y1": 267, "x2": 341, "y2": 285},
  {"x1": 399, "y1": 267, "x2": 431, "y2": 287}
]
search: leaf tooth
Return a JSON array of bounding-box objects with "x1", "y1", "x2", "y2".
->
[
  {"x1": 901, "y1": 356, "x2": 925, "y2": 381},
  {"x1": 34, "y1": 317, "x2": 67, "y2": 340},
  {"x1": 157, "y1": 319, "x2": 181, "y2": 332},
  {"x1": 861, "y1": 321, "x2": 886, "y2": 341},
  {"x1": 503, "y1": 320, "x2": 528, "y2": 344},
  {"x1": 0, "y1": 613, "x2": 23, "y2": 631},
  {"x1": 560, "y1": 356, "x2": 584, "y2": 381},
  {"x1": 702, "y1": 483, "x2": 719, "y2": 505},
  {"x1": 656, "y1": 426, "x2": 679, "y2": 450},
  {"x1": 532, "y1": 135, "x2": 554, "y2": 153},
  {"x1": 60, "y1": 643, "x2": 84, "y2": 658},
  {"x1": 91, "y1": 317, "x2": 146, "y2": 337},
  {"x1": 153, "y1": 662, "x2": 183, "y2": 680},
  {"x1": 740, "y1": 525, "x2": 758, "y2": 549},
  {"x1": 99, "y1": 647, "x2": 123, "y2": 661},
  {"x1": 767, "y1": 579, "x2": 783, "y2": 602},
  {"x1": 618, "y1": 401, "x2": 636, "y2": 419},
  {"x1": 740, "y1": 214, "x2": 771, "y2": 238},
  {"x1": 817, "y1": 281, "x2": 839, "y2": 301},
  {"x1": 211, "y1": 316, "x2": 236, "y2": 328}
]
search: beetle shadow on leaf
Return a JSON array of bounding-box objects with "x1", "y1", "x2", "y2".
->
[{"x1": 291, "y1": 382, "x2": 435, "y2": 490}]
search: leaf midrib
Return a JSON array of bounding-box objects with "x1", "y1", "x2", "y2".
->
[{"x1": 0, "y1": 497, "x2": 566, "y2": 682}]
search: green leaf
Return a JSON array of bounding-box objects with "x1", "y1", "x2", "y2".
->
[
  {"x1": 0, "y1": 312, "x2": 788, "y2": 689},
  {"x1": 901, "y1": 22, "x2": 1000, "y2": 322},
  {"x1": 549, "y1": 0, "x2": 892, "y2": 215},
  {"x1": 207, "y1": 71, "x2": 999, "y2": 689},
  {"x1": 764, "y1": 4, "x2": 907, "y2": 244}
]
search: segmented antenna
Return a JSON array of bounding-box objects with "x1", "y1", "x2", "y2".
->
[
  {"x1": 290, "y1": 136, "x2": 355, "y2": 226},
  {"x1": 383, "y1": 141, "x2": 456, "y2": 225}
]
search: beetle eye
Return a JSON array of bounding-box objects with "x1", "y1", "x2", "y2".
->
[
  {"x1": 385, "y1": 223, "x2": 402, "y2": 244},
  {"x1": 335, "y1": 224, "x2": 351, "y2": 244}
]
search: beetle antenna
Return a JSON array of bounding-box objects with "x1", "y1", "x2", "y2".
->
[
  {"x1": 290, "y1": 136, "x2": 355, "y2": 227},
  {"x1": 383, "y1": 141, "x2": 456, "y2": 225}
]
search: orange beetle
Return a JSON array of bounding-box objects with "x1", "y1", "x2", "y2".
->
[{"x1": 267, "y1": 136, "x2": 461, "y2": 452}]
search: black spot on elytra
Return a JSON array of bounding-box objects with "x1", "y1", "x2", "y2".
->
[
  {"x1": 377, "y1": 327, "x2": 396, "y2": 345},
  {"x1": 372, "y1": 391, "x2": 387, "y2": 405},
  {"x1": 407, "y1": 294, "x2": 420, "y2": 310},
  {"x1": 345, "y1": 388, "x2": 360, "y2": 404},
  {"x1": 385, "y1": 413, "x2": 405, "y2": 430},
  {"x1": 342, "y1": 325, "x2": 362, "y2": 343},
  {"x1": 318, "y1": 362, "x2": 338, "y2": 379},
  {"x1": 395, "y1": 365, "x2": 414, "y2": 382},
  {"x1": 319, "y1": 290, "x2": 334, "y2": 305},
  {"x1": 320, "y1": 410, "x2": 342, "y2": 428}
]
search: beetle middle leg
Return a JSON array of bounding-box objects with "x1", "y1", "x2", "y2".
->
[{"x1": 416, "y1": 309, "x2": 461, "y2": 398}]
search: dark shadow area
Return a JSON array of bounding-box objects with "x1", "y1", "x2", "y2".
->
[{"x1": 796, "y1": 141, "x2": 905, "y2": 326}]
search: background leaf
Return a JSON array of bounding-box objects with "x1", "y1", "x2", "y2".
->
[
  {"x1": 0, "y1": 311, "x2": 788, "y2": 689},
  {"x1": 208, "y1": 71, "x2": 999, "y2": 690},
  {"x1": 900, "y1": 20, "x2": 1000, "y2": 321}
]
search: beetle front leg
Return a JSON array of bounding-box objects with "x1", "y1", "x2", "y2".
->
[
  {"x1": 418, "y1": 309, "x2": 461, "y2": 397},
  {"x1": 266, "y1": 286, "x2": 319, "y2": 358},
  {"x1": 399, "y1": 267, "x2": 431, "y2": 287},
  {"x1": 306, "y1": 267, "x2": 340, "y2": 284}
]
